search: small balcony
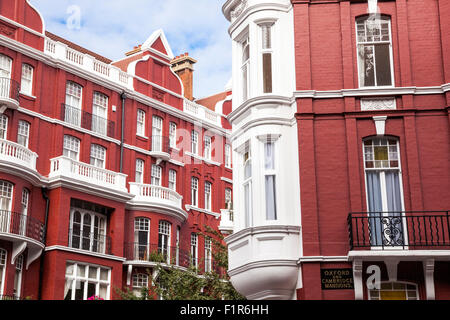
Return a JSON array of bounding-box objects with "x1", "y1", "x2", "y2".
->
[
  {"x1": 124, "y1": 242, "x2": 190, "y2": 268},
  {"x1": 219, "y1": 209, "x2": 234, "y2": 235},
  {"x1": 0, "y1": 78, "x2": 20, "y2": 110},
  {"x1": 150, "y1": 136, "x2": 171, "y2": 162},
  {"x1": 68, "y1": 228, "x2": 112, "y2": 255},
  {"x1": 0, "y1": 139, "x2": 38, "y2": 173},
  {"x1": 348, "y1": 211, "x2": 450, "y2": 250},
  {"x1": 0, "y1": 210, "x2": 45, "y2": 270},
  {"x1": 128, "y1": 183, "x2": 187, "y2": 221},
  {"x1": 61, "y1": 104, "x2": 116, "y2": 138},
  {"x1": 49, "y1": 156, "x2": 128, "y2": 193},
  {"x1": 0, "y1": 210, "x2": 45, "y2": 244}
]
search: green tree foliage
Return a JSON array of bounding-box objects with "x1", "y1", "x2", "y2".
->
[{"x1": 117, "y1": 226, "x2": 245, "y2": 301}]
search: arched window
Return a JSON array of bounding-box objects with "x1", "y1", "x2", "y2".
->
[
  {"x1": 168, "y1": 169, "x2": 177, "y2": 191},
  {"x1": 204, "y1": 181, "x2": 212, "y2": 211},
  {"x1": 135, "y1": 159, "x2": 144, "y2": 183},
  {"x1": 63, "y1": 135, "x2": 80, "y2": 161},
  {"x1": 0, "y1": 54, "x2": 12, "y2": 78},
  {"x1": 369, "y1": 282, "x2": 419, "y2": 300},
  {"x1": 356, "y1": 15, "x2": 394, "y2": 87},
  {"x1": 0, "y1": 180, "x2": 13, "y2": 211},
  {"x1": 364, "y1": 137, "x2": 404, "y2": 247},
  {"x1": 0, "y1": 248, "x2": 6, "y2": 296},
  {"x1": 69, "y1": 208, "x2": 107, "y2": 253},
  {"x1": 90, "y1": 144, "x2": 106, "y2": 169}
]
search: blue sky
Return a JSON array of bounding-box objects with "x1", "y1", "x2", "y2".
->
[{"x1": 30, "y1": 0, "x2": 232, "y2": 99}]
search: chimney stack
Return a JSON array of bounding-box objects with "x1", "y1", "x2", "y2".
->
[{"x1": 171, "y1": 53, "x2": 197, "y2": 101}]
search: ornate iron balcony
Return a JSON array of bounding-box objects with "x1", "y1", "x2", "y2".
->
[
  {"x1": 348, "y1": 211, "x2": 450, "y2": 250},
  {"x1": 0, "y1": 210, "x2": 45, "y2": 244},
  {"x1": 124, "y1": 242, "x2": 191, "y2": 268}
]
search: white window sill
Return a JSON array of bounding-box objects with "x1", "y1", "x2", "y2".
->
[
  {"x1": 19, "y1": 92, "x2": 36, "y2": 99},
  {"x1": 136, "y1": 134, "x2": 148, "y2": 140}
]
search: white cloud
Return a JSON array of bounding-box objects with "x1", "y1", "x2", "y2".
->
[{"x1": 29, "y1": 0, "x2": 231, "y2": 98}]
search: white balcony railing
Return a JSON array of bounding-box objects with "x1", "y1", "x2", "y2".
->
[
  {"x1": 49, "y1": 156, "x2": 127, "y2": 192},
  {"x1": 0, "y1": 139, "x2": 38, "y2": 171},
  {"x1": 129, "y1": 183, "x2": 183, "y2": 209},
  {"x1": 183, "y1": 99, "x2": 222, "y2": 125},
  {"x1": 44, "y1": 38, "x2": 133, "y2": 90}
]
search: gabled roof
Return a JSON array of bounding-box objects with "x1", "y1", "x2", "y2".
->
[{"x1": 141, "y1": 29, "x2": 174, "y2": 59}]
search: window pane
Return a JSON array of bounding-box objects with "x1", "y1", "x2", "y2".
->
[
  {"x1": 375, "y1": 44, "x2": 392, "y2": 86},
  {"x1": 263, "y1": 53, "x2": 272, "y2": 93},
  {"x1": 265, "y1": 175, "x2": 277, "y2": 220}
]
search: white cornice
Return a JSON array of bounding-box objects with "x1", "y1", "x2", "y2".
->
[
  {"x1": 185, "y1": 205, "x2": 221, "y2": 219},
  {"x1": 294, "y1": 84, "x2": 450, "y2": 99},
  {"x1": 125, "y1": 201, "x2": 188, "y2": 222}
]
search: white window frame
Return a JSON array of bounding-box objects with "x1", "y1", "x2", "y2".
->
[
  {"x1": 68, "y1": 208, "x2": 108, "y2": 254},
  {"x1": 17, "y1": 120, "x2": 30, "y2": 148},
  {"x1": 204, "y1": 181, "x2": 212, "y2": 211},
  {"x1": 368, "y1": 282, "x2": 419, "y2": 300},
  {"x1": 20, "y1": 64, "x2": 33, "y2": 96},
  {"x1": 191, "y1": 177, "x2": 199, "y2": 207},
  {"x1": 259, "y1": 22, "x2": 274, "y2": 94},
  {"x1": 134, "y1": 217, "x2": 150, "y2": 260},
  {"x1": 169, "y1": 169, "x2": 177, "y2": 191},
  {"x1": 0, "y1": 248, "x2": 6, "y2": 296},
  {"x1": 19, "y1": 188, "x2": 29, "y2": 236},
  {"x1": 152, "y1": 116, "x2": 163, "y2": 152},
  {"x1": 0, "y1": 54, "x2": 12, "y2": 78},
  {"x1": 14, "y1": 254, "x2": 23, "y2": 299},
  {"x1": 0, "y1": 180, "x2": 13, "y2": 212},
  {"x1": 225, "y1": 144, "x2": 232, "y2": 168},
  {"x1": 132, "y1": 273, "x2": 149, "y2": 298},
  {"x1": 65, "y1": 82, "x2": 83, "y2": 127},
  {"x1": 363, "y1": 137, "x2": 407, "y2": 248},
  {"x1": 137, "y1": 109, "x2": 146, "y2": 137},
  {"x1": 151, "y1": 165, "x2": 162, "y2": 186},
  {"x1": 191, "y1": 130, "x2": 199, "y2": 155},
  {"x1": 158, "y1": 221, "x2": 171, "y2": 263},
  {"x1": 204, "y1": 136, "x2": 212, "y2": 160},
  {"x1": 63, "y1": 135, "x2": 80, "y2": 161},
  {"x1": 92, "y1": 92, "x2": 108, "y2": 135},
  {"x1": 169, "y1": 122, "x2": 177, "y2": 148},
  {"x1": 64, "y1": 262, "x2": 111, "y2": 300},
  {"x1": 356, "y1": 16, "x2": 395, "y2": 88},
  {"x1": 241, "y1": 36, "x2": 250, "y2": 102},
  {"x1": 204, "y1": 238, "x2": 212, "y2": 273},
  {"x1": 135, "y1": 159, "x2": 144, "y2": 184},
  {"x1": 0, "y1": 115, "x2": 8, "y2": 140},
  {"x1": 264, "y1": 141, "x2": 277, "y2": 221},
  {"x1": 243, "y1": 147, "x2": 253, "y2": 228},
  {"x1": 191, "y1": 233, "x2": 198, "y2": 268},
  {"x1": 225, "y1": 188, "x2": 232, "y2": 210},
  {"x1": 90, "y1": 144, "x2": 106, "y2": 169}
]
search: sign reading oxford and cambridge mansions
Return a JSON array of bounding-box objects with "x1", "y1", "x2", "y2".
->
[{"x1": 321, "y1": 269, "x2": 355, "y2": 290}]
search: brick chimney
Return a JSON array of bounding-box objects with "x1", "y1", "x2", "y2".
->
[{"x1": 171, "y1": 53, "x2": 197, "y2": 101}]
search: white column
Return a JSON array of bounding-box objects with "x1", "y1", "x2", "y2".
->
[
  {"x1": 423, "y1": 259, "x2": 436, "y2": 300},
  {"x1": 353, "y1": 259, "x2": 364, "y2": 300}
]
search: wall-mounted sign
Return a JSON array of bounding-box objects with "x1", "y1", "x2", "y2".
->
[{"x1": 321, "y1": 269, "x2": 354, "y2": 290}]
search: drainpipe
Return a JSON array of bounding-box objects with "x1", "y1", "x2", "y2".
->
[
  {"x1": 38, "y1": 187, "x2": 50, "y2": 300},
  {"x1": 120, "y1": 92, "x2": 126, "y2": 173}
]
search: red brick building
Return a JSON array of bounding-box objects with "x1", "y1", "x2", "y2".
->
[
  {"x1": 0, "y1": 0, "x2": 233, "y2": 300},
  {"x1": 223, "y1": 0, "x2": 450, "y2": 300}
]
